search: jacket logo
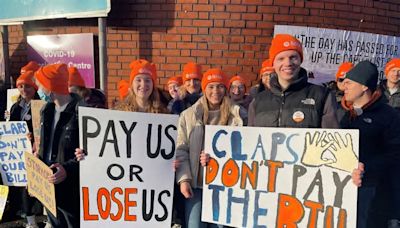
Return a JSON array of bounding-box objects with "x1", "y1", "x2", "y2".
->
[
  {"x1": 185, "y1": 73, "x2": 199, "y2": 79},
  {"x1": 363, "y1": 118, "x2": 372, "y2": 124},
  {"x1": 207, "y1": 74, "x2": 223, "y2": 81},
  {"x1": 138, "y1": 68, "x2": 153, "y2": 76},
  {"x1": 283, "y1": 40, "x2": 302, "y2": 48},
  {"x1": 301, "y1": 98, "x2": 316, "y2": 105}
]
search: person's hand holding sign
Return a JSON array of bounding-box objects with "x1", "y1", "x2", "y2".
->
[
  {"x1": 200, "y1": 151, "x2": 210, "y2": 167},
  {"x1": 301, "y1": 131, "x2": 335, "y2": 167},
  {"x1": 352, "y1": 162, "x2": 364, "y2": 187},
  {"x1": 75, "y1": 148, "x2": 86, "y2": 161},
  {"x1": 48, "y1": 163, "x2": 67, "y2": 184}
]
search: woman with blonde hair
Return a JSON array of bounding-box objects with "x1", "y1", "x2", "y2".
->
[
  {"x1": 76, "y1": 59, "x2": 168, "y2": 162},
  {"x1": 114, "y1": 59, "x2": 168, "y2": 113},
  {"x1": 175, "y1": 68, "x2": 243, "y2": 228}
]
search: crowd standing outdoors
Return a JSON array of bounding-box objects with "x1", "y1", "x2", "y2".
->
[{"x1": 1, "y1": 33, "x2": 400, "y2": 228}]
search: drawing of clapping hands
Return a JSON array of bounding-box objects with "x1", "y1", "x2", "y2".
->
[{"x1": 301, "y1": 131, "x2": 358, "y2": 173}]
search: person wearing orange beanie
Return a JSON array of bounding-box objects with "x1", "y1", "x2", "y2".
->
[
  {"x1": 165, "y1": 76, "x2": 183, "y2": 113},
  {"x1": 228, "y1": 75, "x2": 252, "y2": 125},
  {"x1": 248, "y1": 33, "x2": 338, "y2": 128},
  {"x1": 67, "y1": 66, "x2": 106, "y2": 108},
  {"x1": 167, "y1": 76, "x2": 182, "y2": 99},
  {"x1": 34, "y1": 63, "x2": 82, "y2": 228},
  {"x1": 182, "y1": 62, "x2": 202, "y2": 94},
  {"x1": 250, "y1": 59, "x2": 276, "y2": 97},
  {"x1": 118, "y1": 79, "x2": 130, "y2": 101},
  {"x1": 175, "y1": 68, "x2": 243, "y2": 228},
  {"x1": 336, "y1": 62, "x2": 354, "y2": 82},
  {"x1": 113, "y1": 59, "x2": 167, "y2": 113},
  {"x1": 68, "y1": 66, "x2": 86, "y2": 88},
  {"x1": 169, "y1": 62, "x2": 203, "y2": 114},
  {"x1": 17, "y1": 70, "x2": 38, "y2": 91},
  {"x1": 335, "y1": 62, "x2": 354, "y2": 99},
  {"x1": 35, "y1": 63, "x2": 69, "y2": 98},
  {"x1": 20, "y1": 61, "x2": 40, "y2": 74},
  {"x1": 228, "y1": 76, "x2": 247, "y2": 104},
  {"x1": 129, "y1": 59, "x2": 157, "y2": 85},
  {"x1": 8, "y1": 70, "x2": 41, "y2": 228},
  {"x1": 259, "y1": 59, "x2": 275, "y2": 89},
  {"x1": 380, "y1": 58, "x2": 400, "y2": 111},
  {"x1": 229, "y1": 75, "x2": 246, "y2": 101}
]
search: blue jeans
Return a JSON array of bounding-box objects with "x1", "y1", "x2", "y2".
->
[{"x1": 185, "y1": 188, "x2": 224, "y2": 228}]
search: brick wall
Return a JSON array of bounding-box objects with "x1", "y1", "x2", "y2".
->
[{"x1": 6, "y1": 0, "x2": 400, "y2": 105}]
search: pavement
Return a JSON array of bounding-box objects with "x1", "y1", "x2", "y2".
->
[{"x1": 0, "y1": 216, "x2": 47, "y2": 228}]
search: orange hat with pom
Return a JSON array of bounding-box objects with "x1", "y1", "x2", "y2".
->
[
  {"x1": 21, "y1": 61, "x2": 40, "y2": 74},
  {"x1": 34, "y1": 63, "x2": 69, "y2": 95},
  {"x1": 259, "y1": 59, "x2": 274, "y2": 78},
  {"x1": 167, "y1": 76, "x2": 183, "y2": 86},
  {"x1": 202, "y1": 68, "x2": 227, "y2": 91},
  {"x1": 16, "y1": 71, "x2": 38, "y2": 90},
  {"x1": 385, "y1": 58, "x2": 400, "y2": 77},
  {"x1": 269, "y1": 34, "x2": 303, "y2": 64},
  {"x1": 118, "y1": 80, "x2": 130, "y2": 101},
  {"x1": 182, "y1": 62, "x2": 202, "y2": 83},
  {"x1": 68, "y1": 66, "x2": 86, "y2": 87},
  {"x1": 129, "y1": 59, "x2": 157, "y2": 84},
  {"x1": 336, "y1": 62, "x2": 354, "y2": 81}
]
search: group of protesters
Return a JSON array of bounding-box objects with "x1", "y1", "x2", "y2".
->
[{"x1": 1, "y1": 33, "x2": 400, "y2": 228}]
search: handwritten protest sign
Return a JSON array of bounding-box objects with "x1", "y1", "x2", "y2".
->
[
  {"x1": 0, "y1": 121, "x2": 31, "y2": 186},
  {"x1": 0, "y1": 185, "x2": 9, "y2": 221},
  {"x1": 6, "y1": 89, "x2": 20, "y2": 113},
  {"x1": 274, "y1": 25, "x2": 400, "y2": 83},
  {"x1": 30, "y1": 100, "x2": 46, "y2": 150},
  {"x1": 25, "y1": 152, "x2": 57, "y2": 217},
  {"x1": 202, "y1": 126, "x2": 359, "y2": 228},
  {"x1": 79, "y1": 107, "x2": 178, "y2": 228}
]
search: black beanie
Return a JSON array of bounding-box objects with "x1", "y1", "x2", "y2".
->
[{"x1": 345, "y1": 60, "x2": 378, "y2": 91}]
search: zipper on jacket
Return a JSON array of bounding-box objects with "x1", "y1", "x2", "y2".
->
[{"x1": 278, "y1": 92, "x2": 285, "y2": 127}]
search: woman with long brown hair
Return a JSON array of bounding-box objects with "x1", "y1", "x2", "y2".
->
[
  {"x1": 114, "y1": 59, "x2": 168, "y2": 113},
  {"x1": 175, "y1": 68, "x2": 243, "y2": 228}
]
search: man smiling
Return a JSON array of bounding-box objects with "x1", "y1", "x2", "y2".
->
[
  {"x1": 340, "y1": 60, "x2": 400, "y2": 228},
  {"x1": 248, "y1": 34, "x2": 338, "y2": 128}
]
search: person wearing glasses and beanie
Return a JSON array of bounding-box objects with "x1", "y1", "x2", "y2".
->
[{"x1": 380, "y1": 58, "x2": 400, "y2": 111}]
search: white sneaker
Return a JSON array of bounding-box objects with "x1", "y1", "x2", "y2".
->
[
  {"x1": 44, "y1": 221, "x2": 53, "y2": 228},
  {"x1": 25, "y1": 224, "x2": 39, "y2": 228}
]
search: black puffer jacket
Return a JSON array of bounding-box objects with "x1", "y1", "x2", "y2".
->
[{"x1": 249, "y1": 68, "x2": 339, "y2": 128}]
